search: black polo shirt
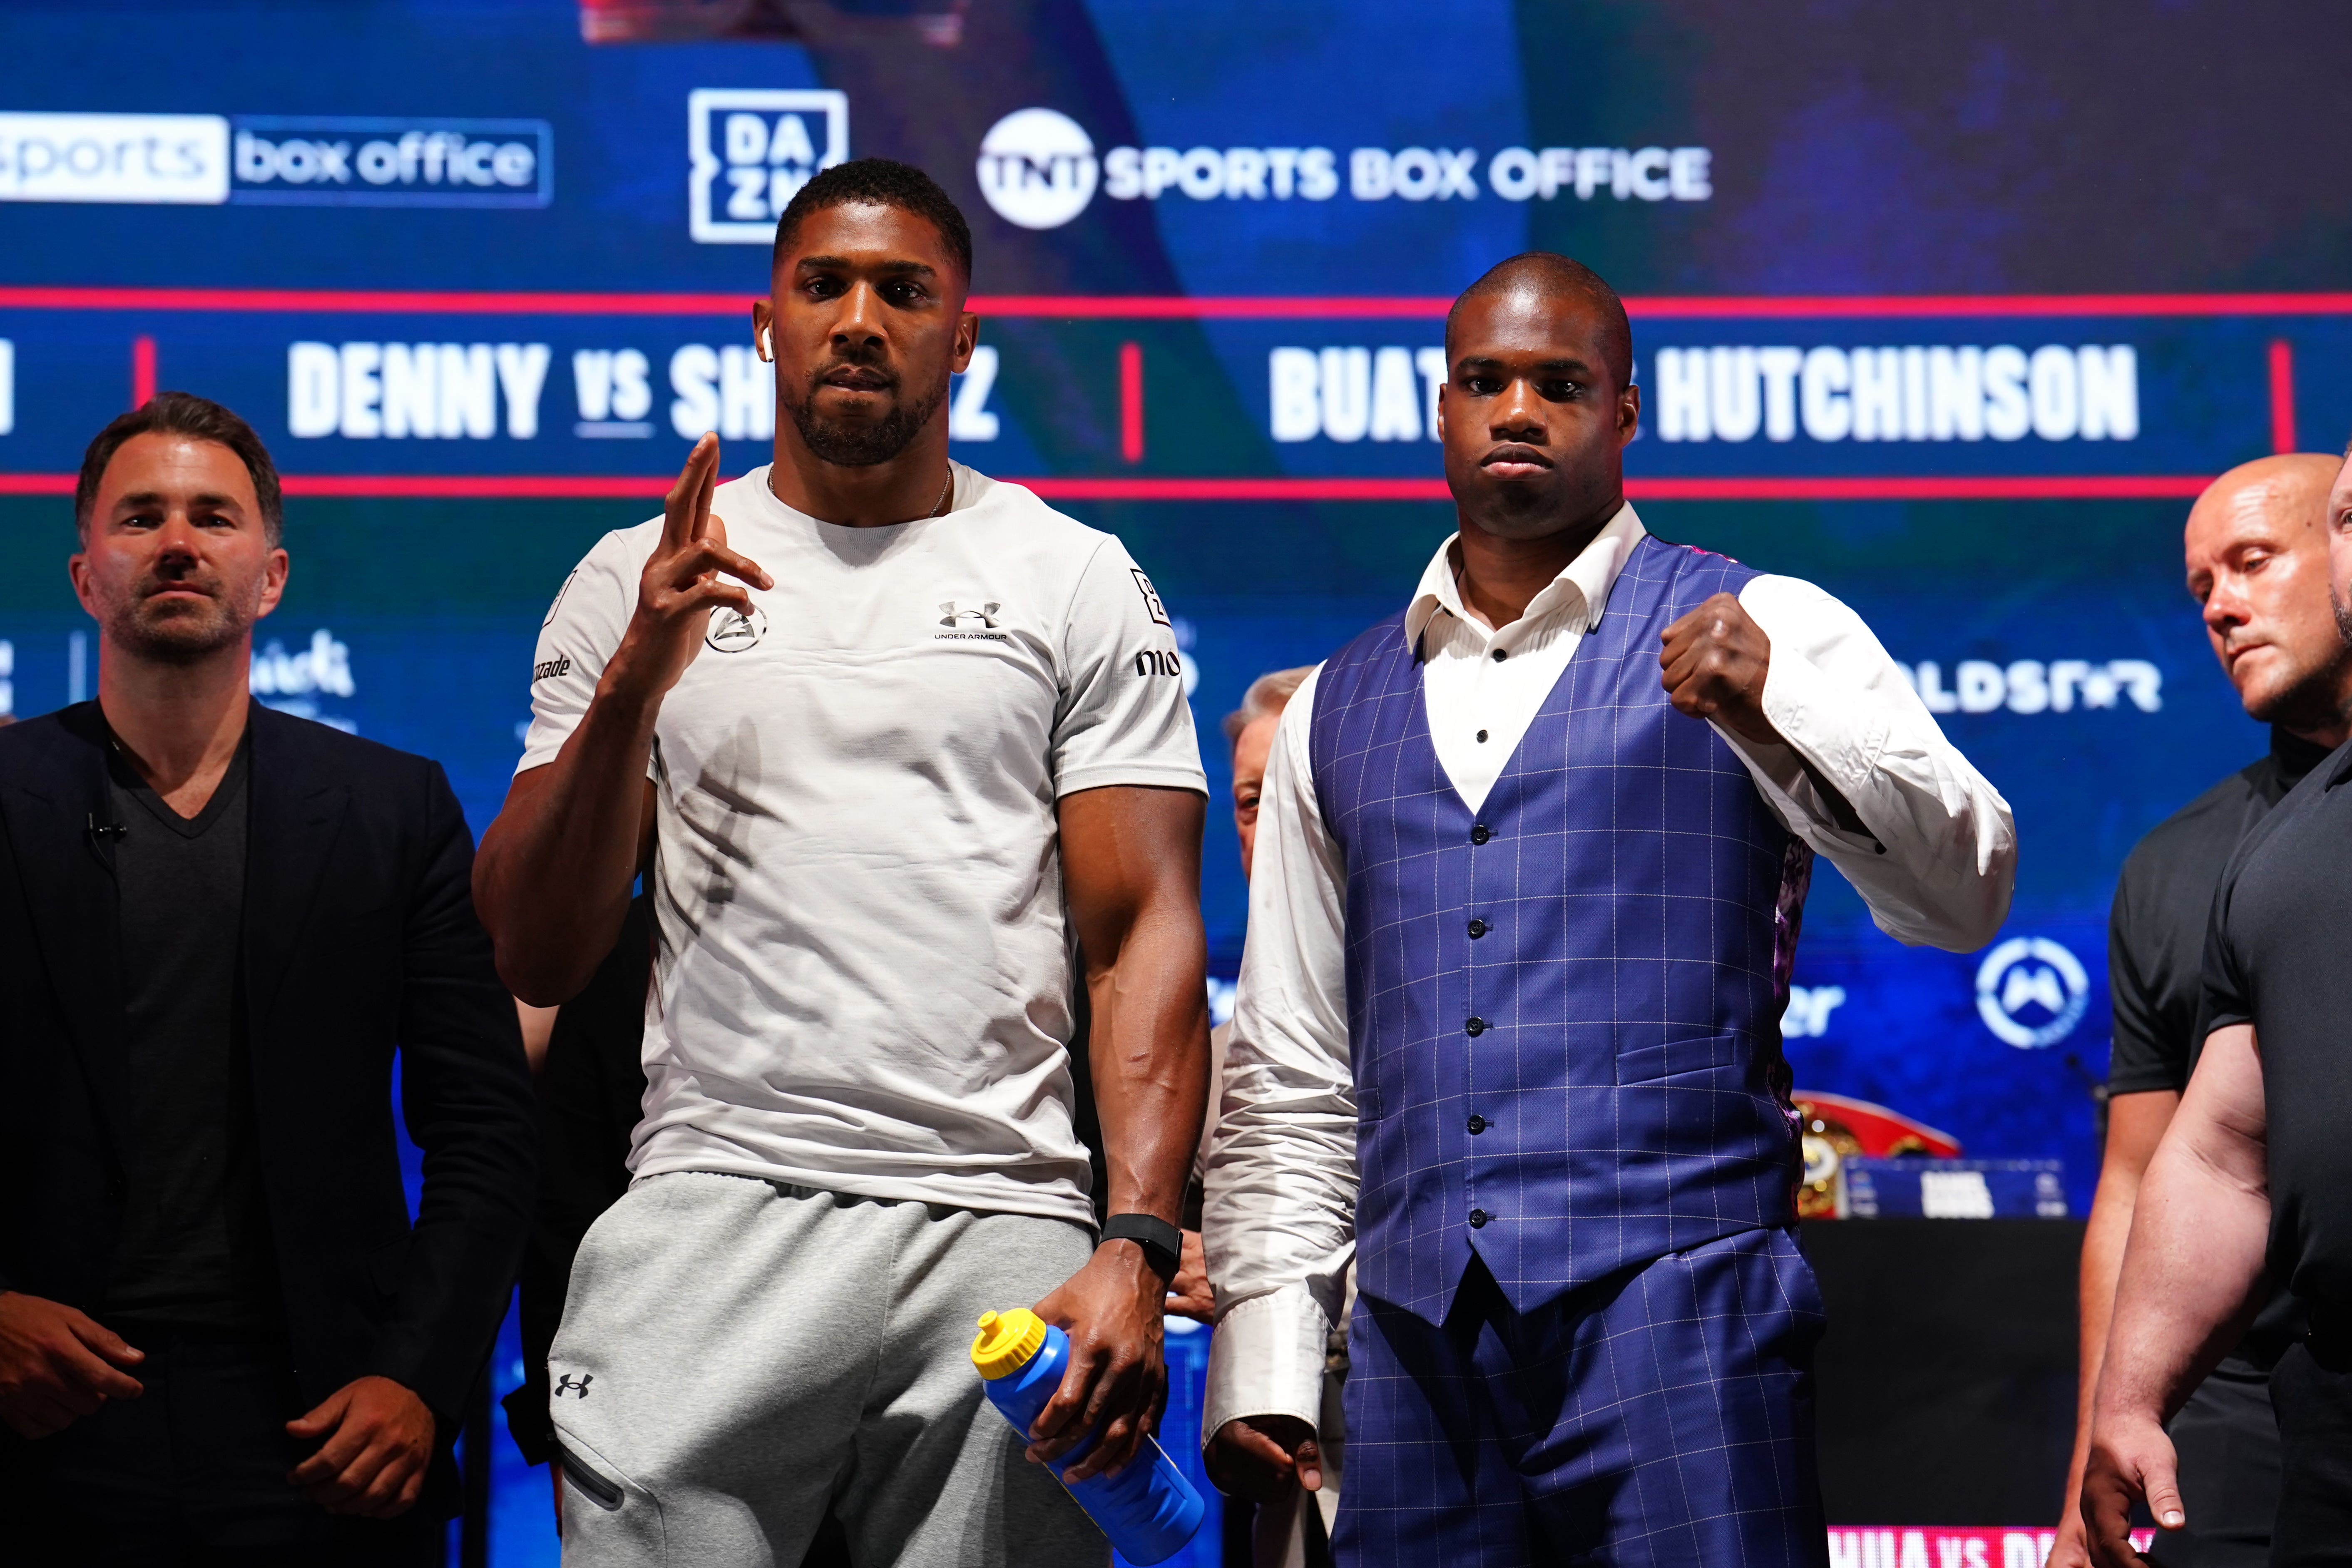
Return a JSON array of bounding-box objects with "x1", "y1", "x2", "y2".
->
[
  {"x1": 2203, "y1": 735, "x2": 2352, "y2": 1320},
  {"x1": 2109, "y1": 728, "x2": 2331, "y2": 1096}
]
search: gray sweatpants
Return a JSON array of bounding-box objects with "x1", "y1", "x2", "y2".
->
[{"x1": 548, "y1": 1172, "x2": 1107, "y2": 1568}]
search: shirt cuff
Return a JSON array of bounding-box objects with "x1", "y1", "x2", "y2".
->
[{"x1": 1203, "y1": 1286, "x2": 1330, "y2": 1452}]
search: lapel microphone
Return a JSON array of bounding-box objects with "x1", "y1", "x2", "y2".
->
[{"x1": 86, "y1": 813, "x2": 127, "y2": 844}]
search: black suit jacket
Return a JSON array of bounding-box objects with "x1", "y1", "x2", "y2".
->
[{"x1": 0, "y1": 702, "x2": 536, "y2": 1444}]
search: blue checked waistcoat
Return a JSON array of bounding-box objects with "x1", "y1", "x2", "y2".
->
[{"x1": 1308, "y1": 533, "x2": 1815, "y2": 1326}]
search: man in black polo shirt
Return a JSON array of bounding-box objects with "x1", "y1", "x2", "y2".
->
[
  {"x1": 2054, "y1": 453, "x2": 2352, "y2": 1568},
  {"x1": 2083, "y1": 445, "x2": 2352, "y2": 1568}
]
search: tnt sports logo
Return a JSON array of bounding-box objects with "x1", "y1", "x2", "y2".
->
[
  {"x1": 706, "y1": 606, "x2": 768, "y2": 654},
  {"x1": 689, "y1": 89, "x2": 847, "y2": 244},
  {"x1": 1975, "y1": 936, "x2": 2090, "y2": 1049},
  {"x1": 976, "y1": 109, "x2": 1097, "y2": 231}
]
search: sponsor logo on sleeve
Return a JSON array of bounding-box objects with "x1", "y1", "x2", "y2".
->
[
  {"x1": 689, "y1": 89, "x2": 847, "y2": 244},
  {"x1": 543, "y1": 568, "x2": 579, "y2": 628},
  {"x1": 532, "y1": 653, "x2": 574, "y2": 682},
  {"x1": 1130, "y1": 569, "x2": 1169, "y2": 626}
]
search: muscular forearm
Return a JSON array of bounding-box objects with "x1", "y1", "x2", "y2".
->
[
  {"x1": 2069, "y1": 1169, "x2": 2136, "y2": 1494},
  {"x1": 2064, "y1": 1090, "x2": 2178, "y2": 1514},
  {"x1": 1060, "y1": 785, "x2": 1211, "y2": 1229},
  {"x1": 475, "y1": 659, "x2": 661, "y2": 1004},
  {"x1": 2096, "y1": 1130, "x2": 2268, "y2": 1431},
  {"x1": 1087, "y1": 900, "x2": 1210, "y2": 1224}
]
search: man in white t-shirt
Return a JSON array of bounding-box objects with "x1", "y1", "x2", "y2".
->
[{"x1": 473, "y1": 159, "x2": 1211, "y2": 1567}]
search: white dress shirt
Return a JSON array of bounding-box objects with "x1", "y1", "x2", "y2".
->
[{"x1": 1199, "y1": 503, "x2": 2016, "y2": 1444}]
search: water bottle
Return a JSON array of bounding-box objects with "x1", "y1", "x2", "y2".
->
[{"x1": 970, "y1": 1308, "x2": 1206, "y2": 1565}]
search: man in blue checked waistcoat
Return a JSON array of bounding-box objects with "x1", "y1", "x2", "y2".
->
[{"x1": 1199, "y1": 254, "x2": 2017, "y2": 1568}]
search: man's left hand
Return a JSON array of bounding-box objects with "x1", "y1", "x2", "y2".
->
[
  {"x1": 1166, "y1": 1229, "x2": 1215, "y2": 1323},
  {"x1": 1028, "y1": 1240, "x2": 1169, "y2": 1482},
  {"x1": 286, "y1": 1374, "x2": 437, "y2": 1518},
  {"x1": 1661, "y1": 592, "x2": 1779, "y2": 745}
]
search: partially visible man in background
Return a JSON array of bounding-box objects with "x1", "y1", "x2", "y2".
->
[
  {"x1": 2053, "y1": 453, "x2": 2352, "y2": 1568},
  {"x1": 0, "y1": 394, "x2": 537, "y2": 1564},
  {"x1": 1170, "y1": 666, "x2": 1338, "y2": 1568}
]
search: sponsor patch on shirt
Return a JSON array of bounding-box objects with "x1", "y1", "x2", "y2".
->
[
  {"x1": 1130, "y1": 568, "x2": 1169, "y2": 626},
  {"x1": 936, "y1": 599, "x2": 1010, "y2": 641},
  {"x1": 706, "y1": 606, "x2": 767, "y2": 653}
]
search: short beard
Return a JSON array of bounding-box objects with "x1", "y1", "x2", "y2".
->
[
  {"x1": 100, "y1": 581, "x2": 254, "y2": 668},
  {"x1": 783, "y1": 373, "x2": 947, "y2": 468}
]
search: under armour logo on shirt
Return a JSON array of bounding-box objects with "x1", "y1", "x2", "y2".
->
[
  {"x1": 553, "y1": 1373, "x2": 594, "y2": 1399},
  {"x1": 940, "y1": 601, "x2": 1002, "y2": 630}
]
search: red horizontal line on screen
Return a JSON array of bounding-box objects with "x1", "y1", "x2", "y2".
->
[
  {"x1": 0, "y1": 473, "x2": 2217, "y2": 502},
  {"x1": 4, "y1": 286, "x2": 2352, "y2": 319}
]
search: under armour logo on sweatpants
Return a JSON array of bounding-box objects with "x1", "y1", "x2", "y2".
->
[{"x1": 554, "y1": 1373, "x2": 594, "y2": 1399}]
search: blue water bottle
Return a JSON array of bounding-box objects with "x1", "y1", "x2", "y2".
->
[{"x1": 970, "y1": 1308, "x2": 1206, "y2": 1564}]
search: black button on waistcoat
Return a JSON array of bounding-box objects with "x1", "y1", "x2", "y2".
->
[
  {"x1": 1467, "y1": 1114, "x2": 1487, "y2": 1135},
  {"x1": 1467, "y1": 918, "x2": 1488, "y2": 939},
  {"x1": 1470, "y1": 824, "x2": 1491, "y2": 845},
  {"x1": 1469, "y1": 1208, "x2": 1491, "y2": 1228},
  {"x1": 1465, "y1": 1016, "x2": 1487, "y2": 1036}
]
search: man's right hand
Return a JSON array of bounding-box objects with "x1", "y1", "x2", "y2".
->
[
  {"x1": 2046, "y1": 1506, "x2": 2093, "y2": 1568},
  {"x1": 0, "y1": 1290, "x2": 144, "y2": 1438},
  {"x1": 2081, "y1": 1411, "x2": 2183, "y2": 1567},
  {"x1": 609, "y1": 433, "x2": 772, "y2": 704},
  {"x1": 1205, "y1": 1414, "x2": 1322, "y2": 1504}
]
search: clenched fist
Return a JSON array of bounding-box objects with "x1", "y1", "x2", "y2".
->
[{"x1": 1660, "y1": 591, "x2": 1778, "y2": 744}]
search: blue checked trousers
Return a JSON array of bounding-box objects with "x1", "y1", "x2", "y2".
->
[{"x1": 1333, "y1": 1226, "x2": 1831, "y2": 1568}]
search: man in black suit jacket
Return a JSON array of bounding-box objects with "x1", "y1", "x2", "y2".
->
[{"x1": 0, "y1": 392, "x2": 536, "y2": 1565}]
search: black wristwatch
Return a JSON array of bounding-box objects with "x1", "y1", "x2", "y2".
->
[{"x1": 1101, "y1": 1213, "x2": 1184, "y2": 1280}]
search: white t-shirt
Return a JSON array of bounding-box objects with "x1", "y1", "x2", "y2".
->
[{"x1": 520, "y1": 463, "x2": 1206, "y2": 1225}]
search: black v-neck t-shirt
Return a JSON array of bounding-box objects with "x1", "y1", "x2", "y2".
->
[
  {"x1": 2204, "y1": 735, "x2": 2352, "y2": 1330},
  {"x1": 101, "y1": 730, "x2": 282, "y2": 1332}
]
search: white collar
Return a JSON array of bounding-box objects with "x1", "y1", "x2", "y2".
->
[{"x1": 1404, "y1": 502, "x2": 1648, "y2": 646}]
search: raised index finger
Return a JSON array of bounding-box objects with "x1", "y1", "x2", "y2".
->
[{"x1": 663, "y1": 434, "x2": 720, "y2": 551}]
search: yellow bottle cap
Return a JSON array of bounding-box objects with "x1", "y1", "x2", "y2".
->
[{"x1": 970, "y1": 1308, "x2": 1047, "y2": 1381}]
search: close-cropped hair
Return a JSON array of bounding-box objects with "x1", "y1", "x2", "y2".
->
[
  {"x1": 1445, "y1": 251, "x2": 1633, "y2": 393},
  {"x1": 75, "y1": 391, "x2": 286, "y2": 545},
  {"x1": 772, "y1": 157, "x2": 975, "y2": 283},
  {"x1": 1223, "y1": 666, "x2": 1315, "y2": 750}
]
